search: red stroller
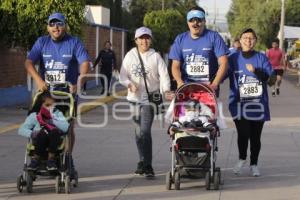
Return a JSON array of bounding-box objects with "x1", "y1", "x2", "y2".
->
[{"x1": 165, "y1": 83, "x2": 221, "y2": 190}]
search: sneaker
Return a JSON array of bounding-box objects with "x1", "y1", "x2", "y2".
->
[
  {"x1": 27, "y1": 159, "x2": 39, "y2": 171},
  {"x1": 276, "y1": 88, "x2": 280, "y2": 95},
  {"x1": 233, "y1": 159, "x2": 246, "y2": 174},
  {"x1": 250, "y1": 165, "x2": 260, "y2": 177},
  {"x1": 144, "y1": 165, "x2": 155, "y2": 178},
  {"x1": 46, "y1": 159, "x2": 58, "y2": 171},
  {"x1": 272, "y1": 90, "x2": 276, "y2": 97},
  {"x1": 134, "y1": 161, "x2": 144, "y2": 175}
]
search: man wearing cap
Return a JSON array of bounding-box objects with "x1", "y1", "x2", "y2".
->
[
  {"x1": 120, "y1": 26, "x2": 170, "y2": 178},
  {"x1": 25, "y1": 12, "x2": 90, "y2": 179},
  {"x1": 169, "y1": 6, "x2": 229, "y2": 95}
]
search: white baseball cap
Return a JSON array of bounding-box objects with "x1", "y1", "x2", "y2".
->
[{"x1": 134, "y1": 26, "x2": 152, "y2": 39}]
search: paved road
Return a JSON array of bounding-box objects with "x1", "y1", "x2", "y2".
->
[{"x1": 0, "y1": 73, "x2": 300, "y2": 200}]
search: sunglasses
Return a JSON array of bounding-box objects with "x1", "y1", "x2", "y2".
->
[
  {"x1": 188, "y1": 17, "x2": 205, "y2": 23},
  {"x1": 48, "y1": 21, "x2": 65, "y2": 27}
]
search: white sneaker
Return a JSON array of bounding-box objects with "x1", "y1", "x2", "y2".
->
[
  {"x1": 250, "y1": 165, "x2": 260, "y2": 177},
  {"x1": 233, "y1": 159, "x2": 246, "y2": 174}
]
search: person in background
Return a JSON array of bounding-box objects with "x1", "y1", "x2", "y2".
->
[
  {"x1": 93, "y1": 40, "x2": 116, "y2": 96},
  {"x1": 229, "y1": 38, "x2": 241, "y2": 55},
  {"x1": 266, "y1": 39, "x2": 286, "y2": 96}
]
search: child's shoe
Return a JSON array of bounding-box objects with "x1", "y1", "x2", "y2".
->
[
  {"x1": 46, "y1": 159, "x2": 58, "y2": 171},
  {"x1": 27, "y1": 159, "x2": 39, "y2": 171}
]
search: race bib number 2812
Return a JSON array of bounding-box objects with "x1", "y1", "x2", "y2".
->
[{"x1": 45, "y1": 71, "x2": 66, "y2": 84}]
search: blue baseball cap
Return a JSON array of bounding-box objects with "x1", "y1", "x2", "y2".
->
[
  {"x1": 187, "y1": 10, "x2": 205, "y2": 21},
  {"x1": 48, "y1": 12, "x2": 66, "y2": 23}
]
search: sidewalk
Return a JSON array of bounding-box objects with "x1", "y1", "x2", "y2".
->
[{"x1": 0, "y1": 82, "x2": 127, "y2": 134}]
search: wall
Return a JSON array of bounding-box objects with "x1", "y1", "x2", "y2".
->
[{"x1": 0, "y1": 25, "x2": 127, "y2": 107}]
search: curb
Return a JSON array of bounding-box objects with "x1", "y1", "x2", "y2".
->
[{"x1": 0, "y1": 90, "x2": 127, "y2": 135}]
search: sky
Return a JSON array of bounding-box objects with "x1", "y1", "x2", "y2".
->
[{"x1": 198, "y1": 0, "x2": 232, "y2": 23}]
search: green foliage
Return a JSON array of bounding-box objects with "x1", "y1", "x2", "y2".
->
[
  {"x1": 128, "y1": 0, "x2": 197, "y2": 28},
  {"x1": 227, "y1": 0, "x2": 300, "y2": 50},
  {"x1": 0, "y1": 0, "x2": 85, "y2": 49},
  {"x1": 285, "y1": 0, "x2": 300, "y2": 27},
  {"x1": 144, "y1": 9, "x2": 186, "y2": 53},
  {"x1": 125, "y1": 0, "x2": 197, "y2": 49}
]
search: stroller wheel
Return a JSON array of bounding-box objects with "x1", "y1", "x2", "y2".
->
[
  {"x1": 17, "y1": 174, "x2": 25, "y2": 193},
  {"x1": 55, "y1": 176, "x2": 62, "y2": 194},
  {"x1": 26, "y1": 174, "x2": 33, "y2": 193},
  {"x1": 215, "y1": 167, "x2": 223, "y2": 185},
  {"x1": 165, "y1": 171, "x2": 172, "y2": 190},
  {"x1": 174, "y1": 171, "x2": 180, "y2": 190},
  {"x1": 65, "y1": 176, "x2": 71, "y2": 194},
  {"x1": 205, "y1": 171, "x2": 211, "y2": 190},
  {"x1": 72, "y1": 170, "x2": 79, "y2": 187},
  {"x1": 213, "y1": 171, "x2": 221, "y2": 190}
]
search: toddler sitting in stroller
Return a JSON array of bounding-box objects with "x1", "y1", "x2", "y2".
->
[
  {"x1": 168, "y1": 99, "x2": 214, "y2": 135},
  {"x1": 18, "y1": 91, "x2": 69, "y2": 171}
]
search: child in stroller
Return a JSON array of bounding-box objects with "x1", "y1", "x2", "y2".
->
[
  {"x1": 166, "y1": 83, "x2": 221, "y2": 191},
  {"x1": 18, "y1": 91, "x2": 69, "y2": 171},
  {"x1": 17, "y1": 90, "x2": 77, "y2": 194},
  {"x1": 168, "y1": 99, "x2": 215, "y2": 136}
]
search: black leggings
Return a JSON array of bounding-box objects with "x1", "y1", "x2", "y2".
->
[
  {"x1": 100, "y1": 71, "x2": 112, "y2": 94},
  {"x1": 34, "y1": 129, "x2": 62, "y2": 158},
  {"x1": 234, "y1": 119, "x2": 265, "y2": 165}
]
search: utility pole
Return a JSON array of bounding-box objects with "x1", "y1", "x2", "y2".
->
[
  {"x1": 279, "y1": 0, "x2": 285, "y2": 50},
  {"x1": 213, "y1": 0, "x2": 216, "y2": 31}
]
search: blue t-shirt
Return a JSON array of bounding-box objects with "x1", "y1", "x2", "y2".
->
[
  {"x1": 228, "y1": 51, "x2": 273, "y2": 121},
  {"x1": 229, "y1": 47, "x2": 240, "y2": 56},
  {"x1": 169, "y1": 29, "x2": 229, "y2": 83},
  {"x1": 27, "y1": 34, "x2": 89, "y2": 85}
]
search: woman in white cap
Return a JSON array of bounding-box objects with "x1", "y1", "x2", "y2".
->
[{"x1": 119, "y1": 26, "x2": 170, "y2": 178}]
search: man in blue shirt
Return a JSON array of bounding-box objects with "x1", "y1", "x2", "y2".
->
[
  {"x1": 169, "y1": 6, "x2": 229, "y2": 93},
  {"x1": 25, "y1": 12, "x2": 90, "y2": 180}
]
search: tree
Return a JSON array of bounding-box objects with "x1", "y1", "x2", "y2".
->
[
  {"x1": 144, "y1": 9, "x2": 186, "y2": 53},
  {"x1": 0, "y1": 0, "x2": 86, "y2": 49},
  {"x1": 125, "y1": 0, "x2": 197, "y2": 49},
  {"x1": 227, "y1": 0, "x2": 300, "y2": 50}
]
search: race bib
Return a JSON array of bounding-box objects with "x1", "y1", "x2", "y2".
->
[
  {"x1": 239, "y1": 83, "x2": 263, "y2": 99},
  {"x1": 45, "y1": 71, "x2": 66, "y2": 84},
  {"x1": 186, "y1": 61, "x2": 209, "y2": 77}
]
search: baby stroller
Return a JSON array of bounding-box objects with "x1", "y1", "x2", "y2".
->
[
  {"x1": 16, "y1": 90, "x2": 78, "y2": 194},
  {"x1": 165, "y1": 83, "x2": 221, "y2": 190}
]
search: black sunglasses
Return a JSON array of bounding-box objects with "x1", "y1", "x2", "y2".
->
[
  {"x1": 48, "y1": 21, "x2": 65, "y2": 27},
  {"x1": 188, "y1": 17, "x2": 205, "y2": 23}
]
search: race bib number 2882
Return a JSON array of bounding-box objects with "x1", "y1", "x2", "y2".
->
[{"x1": 186, "y1": 62, "x2": 209, "y2": 77}]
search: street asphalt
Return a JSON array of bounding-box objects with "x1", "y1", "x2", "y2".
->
[{"x1": 0, "y1": 69, "x2": 300, "y2": 200}]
